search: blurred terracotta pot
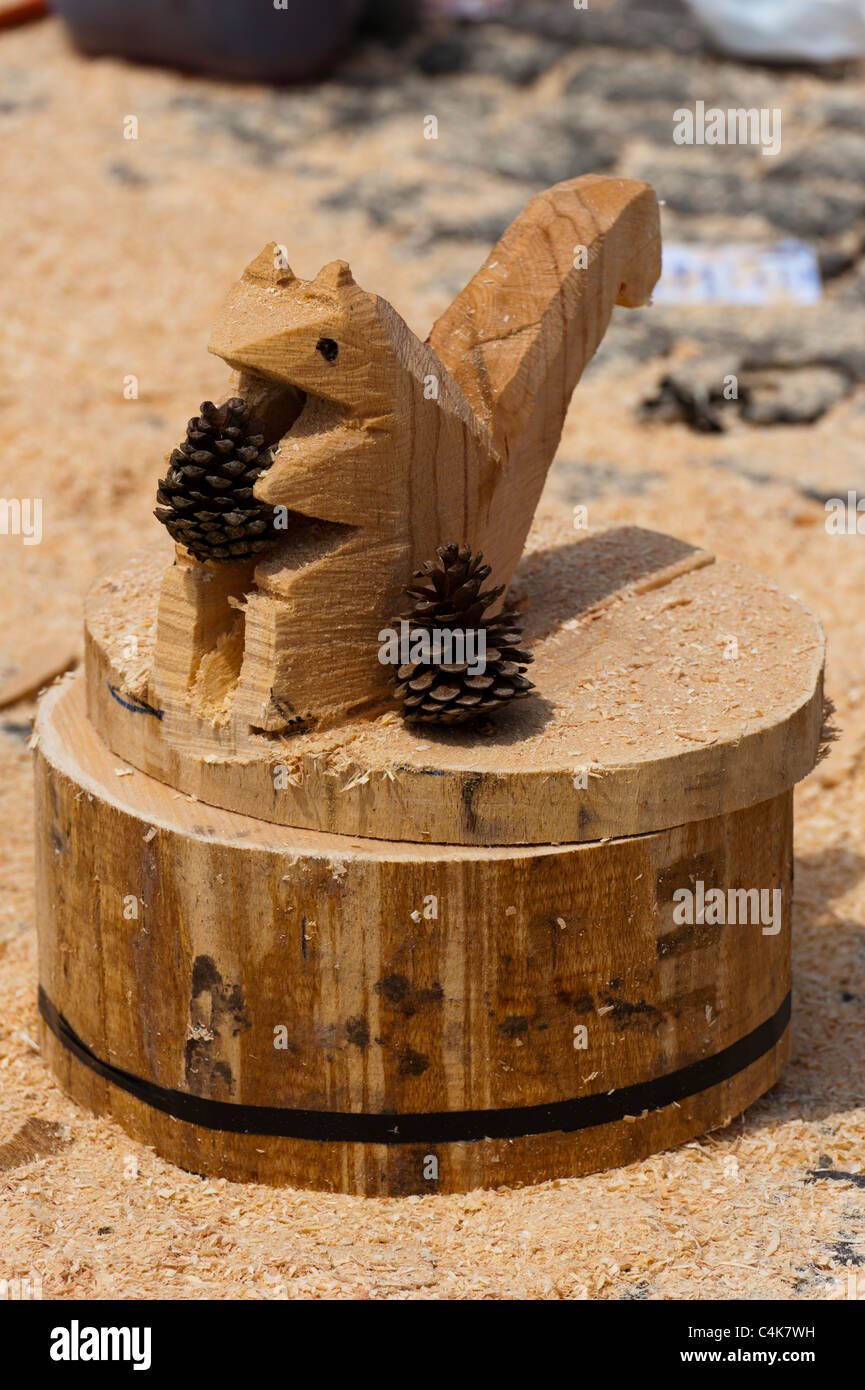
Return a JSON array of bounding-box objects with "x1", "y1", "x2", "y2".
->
[{"x1": 52, "y1": 0, "x2": 366, "y2": 82}]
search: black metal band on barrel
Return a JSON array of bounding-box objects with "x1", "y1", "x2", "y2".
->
[{"x1": 38, "y1": 986, "x2": 791, "y2": 1146}]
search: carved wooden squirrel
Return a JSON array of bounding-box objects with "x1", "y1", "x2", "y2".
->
[{"x1": 154, "y1": 174, "x2": 661, "y2": 736}]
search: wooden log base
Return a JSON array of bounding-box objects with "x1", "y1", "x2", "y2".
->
[
  {"x1": 36, "y1": 675, "x2": 793, "y2": 1195},
  {"x1": 85, "y1": 512, "x2": 825, "y2": 846}
]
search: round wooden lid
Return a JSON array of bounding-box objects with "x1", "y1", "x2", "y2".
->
[{"x1": 84, "y1": 510, "x2": 825, "y2": 846}]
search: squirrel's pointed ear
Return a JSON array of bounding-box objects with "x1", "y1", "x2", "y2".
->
[
  {"x1": 242, "y1": 244, "x2": 296, "y2": 286},
  {"x1": 314, "y1": 260, "x2": 356, "y2": 292}
]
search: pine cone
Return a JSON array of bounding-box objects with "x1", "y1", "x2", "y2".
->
[
  {"x1": 393, "y1": 543, "x2": 535, "y2": 725},
  {"x1": 154, "y1": 397, "x2": 277, "y2": 563}
]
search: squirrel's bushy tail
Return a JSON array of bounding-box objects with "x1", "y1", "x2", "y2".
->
[{"x1": 427, "y1": 175, "x2": 661, "y2": 587}]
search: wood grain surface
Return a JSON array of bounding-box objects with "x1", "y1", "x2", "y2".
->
[
  {"x1": 85, "y1": 511, "x2": 825, "y2": 844},
  {"x1": 36, "y1": 674, "x2": 791, "y2": 1194}
]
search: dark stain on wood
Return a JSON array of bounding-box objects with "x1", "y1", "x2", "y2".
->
[
  {"x1": 599, "y1": 995, "x2": 662, "y2": 1030},
  {"x1": 374, "y1": 1035, "x2": 431, "y2": 1077},
  {"x1": 656, "y1": 851, "x2": 720, "y2": 903},
  {"x1": 657, "y1": 922, "x2": 723, "y2": 958},
  {"x1": 396, "y1": 1046, "x2": 431, "y2": 1077},
  {"x1": 460, "y1": 773, "x2": 483, "y2": 834},
  {"x1": 498, "y1": 1014, "x2": 529, "y2": 1039},
  {"x1": 185, "y1": 954, "x2": 250, "y2": 1099},
  {"x1": 567, "y1": 991, "x2": 595, "y2": 1012},
  {"x1": 345, "y1": 1015, "x2": 370, "y2": 1049},
  {"x1": 374, "y1": 973, "x2": 444, "y2": 1016}
]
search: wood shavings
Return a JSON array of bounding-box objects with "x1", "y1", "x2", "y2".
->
[{"x1": 338, "y1": 771, "x2": 371, "y2": 793}]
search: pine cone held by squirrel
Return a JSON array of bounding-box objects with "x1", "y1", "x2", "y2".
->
[
  {"x1": 393, "y1": 543, "x2": 535, "y2": 725},
  {"x1": 154, "y1": 397, "x2": 276, "y2": 563}
]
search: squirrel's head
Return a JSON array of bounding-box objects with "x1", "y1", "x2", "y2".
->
[{"x1": 208, "y1": 244, "x2": 406, "y2": 416}]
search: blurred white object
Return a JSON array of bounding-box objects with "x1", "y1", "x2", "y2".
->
[
  {"x1": 426, "y1": 0, "x2": 510, "y2": 17},
  {"x1": 653, "y1": 242, "x2": 822, "y2": 306},
  {"x1": 685, "y1": 0, "x2": 865, "y2": 61}
]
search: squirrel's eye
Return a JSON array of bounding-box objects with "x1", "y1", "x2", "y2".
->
[{"x1": 316, "y1": 337, "x2": 339, "y2": 362}]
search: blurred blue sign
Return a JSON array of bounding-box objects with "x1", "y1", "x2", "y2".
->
[{"x1": 653, "y1": 240, "x2": 822, "y2": 305}]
